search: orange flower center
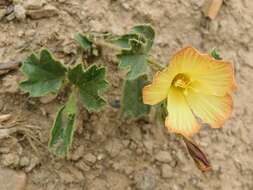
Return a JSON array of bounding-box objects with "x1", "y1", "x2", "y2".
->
[{"x1": 172, "y1": 73, "x2": 191, "y2": 89}]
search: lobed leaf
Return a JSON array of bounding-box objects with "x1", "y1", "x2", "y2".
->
[
  {"x1": 74, "y1": 33, "x2": 93, "y2": 51},
  {"x1": 114, "y1": 24, "x2": 155, "y2": 80},
  {"x1": 121, "y1": 76, "x2": 150, "y2": 118},
  {"x1": 19, "y1": 49, "x2": 67, "y2": 97},
  {"x1": 48, "y1": 92, "x2": 77, "y2": 156},
  {"x1": 110, "y1": 33, "x2": 145, "y2": 50},
  {"x1": 130, "y1": 24, "x2": 155, "y2": 52},
  {"x1": 68, "y1": 63, "x2": 109, "y2": 112}
]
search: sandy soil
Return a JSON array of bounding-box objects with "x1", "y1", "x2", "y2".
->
[{"x1": 0, "y1": 0, "x2": 253, "y2": 189}]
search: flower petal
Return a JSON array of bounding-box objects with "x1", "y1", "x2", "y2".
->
[
  {"x1": 170, "y1": 47, "x2": 236, "y2": 96},
  {"x1": 143, "y1": 68, "x2": 175, "y2": 105},
  {"x1": 165, "y1": 88, "x2": 200, "y2": 136},
  {"x1": 186, "y1": 89, "x2": 233, "y2": 128}
]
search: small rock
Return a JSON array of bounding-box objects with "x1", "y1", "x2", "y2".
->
[
  {"x1": 14, "y1": 4, "x2": 26, "y2": 21},
  {"x1": 25, "y1": 155, "x2": 40, "y2": 172},
  {"x1": 155, "y1": 150, "x2": 172, "y2": 163},
  {"x1": 67, "y1": 166, "x2": 84, "y2": 181},
  {"x1": 59, "y1": 171, "x2": 76, "y2": 183},
  {"x1": 143, "y1": 140, "x2": 154, "y2": 153},
  {"x1": 0, "y1": 167, "x2": 27, "y2": 190},
  {"x1": 19, "y1": 156, "x2": 30, "y2": 167},
  {"x1": 135, "y1": 168, "x2": 156, "y2": 190},
  {"x1": 161, "y1": 164, "x2": 173, "y2": 178},
  {"x1": 83, "y1": 153, "x2": 96, "y2": 165},
  {"x1": 105, "y1": 138, "x2": 123, "y2": 157},
  {"x1": 1, "y1": 153, "x2": 20, "y2": 167},
  {"x1": 0, "y1": 9, "x2": 6, "y2": 20},
  {"x1": 0, "y1": 147, "x2": 10, "y2": 154},
  {"x1": 123, "y1": 166, "x2": 134, "y2": 175},
  {"x1": 24, "y1": 0, "x2": 45, "y2": 10},
  {"x1": 39, "y1": 93, "x2": 57, "y2": 104},
  {"x1": 122, "y1": 140, "x2": 130, "y2": 147},
  {"x1": 70, "y1": 145, "x2": 84, "y2": 161},
  {"x1": 6, "y1": 12, "x2": 15, "y2": 21},
  {"x1": 75, "y1": 160, "x2": 91, "y2": 172},
  {"x1": 130, "y1": 126, "x2": 142, "y2": 142},
  {"x1": 0, "y1": 0, "x2": 10, "y2": 6},
  {"x1": 6, "y1": 5, "x2": 14, "y2": 15},
  {"x1": 0, "y1": 114, "x2": 12, "y2": 123},
  {"x1": 97, "y1": 153, "x2": 105, "y2": 161},
  {"x1": 12, "y1": 0, "x2": 23, "y2": 4},
  {"x1": 26, "y1": 4, "x2": 58, "y2": 19},
  {"x1": 1, "y1": 75, "x2": 19, "y2": 93}
]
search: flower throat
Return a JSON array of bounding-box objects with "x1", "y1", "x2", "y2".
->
[{"x1": 172, "y1": 73, "x2": 191, "y2": 89}]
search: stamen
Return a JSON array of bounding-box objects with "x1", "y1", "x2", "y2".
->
[{"x1": 172, "y1": 73, "x2": 191, "y2": 90}]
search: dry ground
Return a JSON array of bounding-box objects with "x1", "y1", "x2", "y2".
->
[{"x1": 0, "y1": 0, "x2": 253, "y2": 189}]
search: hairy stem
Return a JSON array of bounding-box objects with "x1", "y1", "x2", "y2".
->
[{"x1": 147, "y1": 57, "x2": 165, "y2": 70}]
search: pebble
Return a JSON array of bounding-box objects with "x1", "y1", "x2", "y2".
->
[
  {"x1": 1, "y1": 153, "x2": 20, "y2": 167},
  {"x1": 6, "y1": 12, "x2": 15, "y2": 21},
  {"x1": 26, "y1": 4, "x2": 58, "y2": 19},
  {"x1": 19, "y1": 156, "x2": 30, "y2": 167},
  {"x1": 135, "y1": 168, "x2": 156, "y2": 190},
  {"x1": 143, "y1": 140, "x2": 154, "y2": 153},
  {"x1": 75, "y1": 160, "x2": 91, "y2": 172},
  {"x1": 83, "y1": 153, "x2": 96, "y2": 165},
  {"x1": 0, "y1": 167, "x2": 27, "y2": 190},
  {"x1": 70, "y1": 145, "x2": 84, "y2": 161},
  {"x1": 39, "y1": 93, "x2": 57, "y2": 104},
  {"x1": 161, "y1": 164, "x2": 173, "y2": 178},
  {"x1": 97, "y1": 153, "x2": 105, "y2": 161},
  {"x1": 155, "y1": 150, "x2": 173, "y2": 163},
  {"x1": 1, "y1": 75, "x2": 19, "y2": 94},
  {"x1": 25, "y1": 155, "x2": 40, "y2": 172},
  {"x1": 59, "y1": 171, "x2": 76, "y2": 184},
  {"x1": 24, "y1": 0, "x2": 45, "y2": 10},
  {"x1": 0, "y1": 9, "x2": 6, "y2": 20},
  {"x1": 14, "y1": 4, "x2": 26, "y2": 21},
  {"x1": 0, "y1": 0, "x2": 10, "y2": 6},
  {"x1": 67, "y1": 166, "x2": 84, "y2": 181},
  {"x1": 0, "y1": 114, "x2": 12, "y2": 123},
  {"x1": 105, "y1": 138, "x2": 123, "y2": 157}
]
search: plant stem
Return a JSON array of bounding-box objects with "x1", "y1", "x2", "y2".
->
[
  {"x1": 95, "y1": 40, "x2": 122, "y2": 52},
  {"x1": 147, "y1": 57, "x2": 165, "y2": 70}
]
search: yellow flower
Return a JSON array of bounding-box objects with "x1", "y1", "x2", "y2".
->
[{"x1": 143, "y1": 47, "x2": 236, "y2": 137}]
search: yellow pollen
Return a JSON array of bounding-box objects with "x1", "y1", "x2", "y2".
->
[{"x1": 172, "y1": 73, "x2": 191, "y2": 89}]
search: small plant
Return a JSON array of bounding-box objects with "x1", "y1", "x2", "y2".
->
[
  {"x1": 20, "y1": 49, "x2": 108, "y2": 156},
  {"x1": 19, "y1": 24, "x2": 236, "y2": 171}
]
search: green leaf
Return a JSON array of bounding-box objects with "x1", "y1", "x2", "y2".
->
[
  {"x1": 121, "y1": 76, "x2": 150, "y2": 118},
  {"x1": 115, "y1": 24, "x2": 155, "y2": 80},
  {"x1": 111, "y1": 24, "x2": 155, "y2": 52},
  {"x1": 68, "y1": 64, "x2": 109, "y2": 112},
  {"x1": 48, "y1": 92, "x2": 77, "y2": 156},
  {"x1": 130, "y1": 24, "x2": 155, "y2": 52},
  {"x1": 75, "y1": 33, "x2": 93, "y2": 51},
  {"x1": 210, "y1": 49, "x2": 222, "y2": 60},
  {"x1": 19, "y1": 49, "x2": 67, "y2": 97},
  {"x1": 110, "y1": 33, "x2": 145, "y2": 50}
]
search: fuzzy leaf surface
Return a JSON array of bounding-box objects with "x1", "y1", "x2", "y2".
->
[
  {"x1": 114, "y1": 24, "x2": 155, "y2": 80},
  {"x1": 19, "y1": 49, "x2": 67, "y2": 97},
  {"x1": 75, "y1": 33, "x2": 93, "y2": 51},
  {"x1": 121, "y1": 76, "x2": 150, "y2": 118},
  {"x1": 68, "y1": 64, "x2": 108, "y2": 111},
  {"x1": 48, "y1": 92, "x2": 77, "y2": 156}
]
